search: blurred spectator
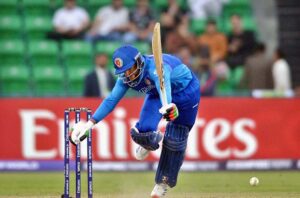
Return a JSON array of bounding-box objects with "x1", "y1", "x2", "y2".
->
[
  {"x1": 194, "y1": 46, "x2": 217, "y2": 96},
  {"x1": 123, "y1": 0, "x2": 155, "y2": 43},
  {"x1": 188, "y1": 0, "x2": 228, "y2": 19},
  {"x1": 160, "y1": 0, "x2": 187, "y2": 45},
  {"x1": 294, "y1": 87, "x2": 300, "y2": 97},
  {"x1": 84, "y1": 53, "x2": 115, "y2": 97},
  {"x1": 164, "y1": 25, "x2": 185, "y2": 53},
  {"x1": 227, "y1": 14, "x2": 256, "y2": 69},
  {"x1": 240, "y1": 43, "x2": 273, "y2": 90},
  {"x1": 198, "y1": 19, "x2": 227, "y2": 63},
  {"x1": 85, "y1": 0, "x2": 129, "y2": 42},
  {"x1": 164, "y1": 15, "x2": 197, "y2": 54},
  {"x1": 177, "y1": 46, "x2": 194, "y2": 67},
  {"x1": 214, "y1": 61, "x2": 230, "y2": 81},
  {"x1": 272, "y1": 48, "x2": 292, "y2": 92},
  {"x1": 47, "y1": 0, "x2": 90, "y2": 41},
  {"x1": 213, "y1": 60, "x2": 232, "y2": 96}
]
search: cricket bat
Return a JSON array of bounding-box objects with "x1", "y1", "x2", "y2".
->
[{"x1": 152, "y1": 22, "x2": 168, "y2": 107}]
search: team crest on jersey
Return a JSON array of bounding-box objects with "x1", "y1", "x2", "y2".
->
[{"x1": 114, "y1": 58, "x2": 123, "y2": 68}]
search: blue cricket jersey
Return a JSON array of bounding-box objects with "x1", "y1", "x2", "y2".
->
[{"x1": 92, "y1": 54, "x2": 193, "y2": 123}]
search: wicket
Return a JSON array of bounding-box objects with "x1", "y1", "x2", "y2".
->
[{"x1": 63, "y1": 108, "x2": 93, "y2": 198}]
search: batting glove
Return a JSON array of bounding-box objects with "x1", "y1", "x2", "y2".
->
[
  {"x1": 69, "y1": 120, "x2": 94, "y2": 145},
  {"x1": 159, "y1": 103, "x2": 179, "y2": 121}
]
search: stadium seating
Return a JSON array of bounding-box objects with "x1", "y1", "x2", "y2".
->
[
  {"x1": 190, "y1": 17, "x2": 227, "y2": 36},
  {"x1": 216, "y1": 66, "x2": 245, "y2": 96},
  {"x1": 53, "y1": 0, "x2": 87, "y2": 8},
  {"x1": 230, "y1": 66, "x2": 244, "y2": 88},
  {"x1": 226, "y1": 0, "x2": 251, "y2": 9},
  {"x1": 223, "y1": 0, "x2": 252, "y2": 19},
  {"x1": 87, "y1": 0, "x2": 138, "y2": 8},
  {"x1": 28, "y1": 41, "x2": 59, "y2": 66},
  {"x1": 241, "y1": 17, "x2": 257, "y2": 32},
  {"x1": 62, "y1": 41, "x2": 93, "y2": 67},
  {"x1": 190, "y1": 19, "x2": 207, "y2": 35},
  {"x1": 153, "y1": 0, "x2": 187, "y2": 10},
  {"x1": 223, "y1": 16, "x2": 256, "y2": 33},
  {"x1": 24, "y1": 17, "x2": 52, "y2": 40},
  {"x1": 22, "y1": 0, "x2": 52, "y2": 16},
  {"x1": 89, "y1": 0, "x2": 111, "y2": 7},
  {"x1": 0, "y1": 0, "x2": 19, "y2": 16},
  {"x1": 0, "y1": 40, "x2": 25, "y2": 66},
  {"x1": 0, "y1": 15, "x2": 22, "y2": 39},
  {"x1": 88, "y1": 0, "x2": 110, "y2": 17},
  {"x1": 44, "y1": 0, "x2": 77, "y2": 10},
  {"x1": 66, "y1": 65, "x2": 91, "y2": 96},
  {"x1": 134, "y1": 42, "x2": 150, "y2": 54},
  {"x1": 0, "y1": 65, "x2": 31, "y2": 96},
  {"x1": 124, "y1": 0, "x2": 136, "y2": 7},
  {"x1": 95, "y1": 41, "x2": 122, "y2": 57},
  {"x1": 32, "y1": 66, "x2": 65, "y2": 96},
  {"x1": 0, "y1": 0, "x2": 258, "y2": 97},
  {"x1": 216, "y1": 80, "x2": 234, "y2": 96}
]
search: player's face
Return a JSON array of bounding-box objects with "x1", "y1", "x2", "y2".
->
[
  {"x1": 124, "y1": 64, "x2": 139, "y2": 81},
  {"x1": 119, "y1": 56, "x2": 144, "y2": 87}
]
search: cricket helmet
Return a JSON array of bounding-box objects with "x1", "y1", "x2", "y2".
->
[{"x1": 112, "y1": 45, "x2": 145, "y2": 87}]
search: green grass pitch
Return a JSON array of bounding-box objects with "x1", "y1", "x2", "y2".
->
[{"x1": 0, "y1": 171, "x2": 299, "y2": 197}]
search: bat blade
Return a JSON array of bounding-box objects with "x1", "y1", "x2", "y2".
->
[{"x1": 152, "y1": 22, "x2": 168, "y2": 106}]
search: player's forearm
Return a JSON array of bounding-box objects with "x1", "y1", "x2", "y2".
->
[
  {"x1": 91, "y1": 81, "x2": 128, "y2": 123},
  {"x1": 91, "y1": 97, "x2": 117, "y2": 123}
]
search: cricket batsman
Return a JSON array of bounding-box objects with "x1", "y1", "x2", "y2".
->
[{"x1": 70, "y1": 45, "x2": 200, "y2": 197}]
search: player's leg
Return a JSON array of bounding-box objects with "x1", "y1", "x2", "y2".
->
[
  {"x1": 135, "y1": 94, "x2": 162, "y2": 132},
  {"x1": 154, "y1": 110, "x2": 197, "y2": 187},
  {"x1": 154, "y1": 78, "x2": 200, "y2": 192},
  {"x1": 130, "y1": 94, "x2": 163, "y2": 160}
]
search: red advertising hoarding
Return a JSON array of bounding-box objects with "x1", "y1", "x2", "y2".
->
[{"x1": 0, "y1": 98, "x2": 299, "y2": 171}]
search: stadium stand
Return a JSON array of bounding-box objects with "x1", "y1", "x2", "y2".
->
[
  {"x1": 22, "y1": 0, "x2": 52, "y2": 16},
  {"x1": 32, "y1": 66, "x2": 65, "y2": 96},
  {"x1": 0, "y1": 15, "x2": 22, "y2": 39},
  {"x1": 153, "y1": 0, "x2": 187, "y2": 10},
  {"x1": 0, "y1": 65, "x2": 31, "y2": 96},
  {"x1": 24, "y1": 16, "x2": 52, "y2": 40},
  {"x1": 66, "y1": 65, "x2": 90, "y2": 96},
  {"x1": 28, "y1": 40, "x2": 59, "y2": 66},
  {"x1": 0, "y1": 0, "x2": 19, "y2": 16},
  {"x1": 95, "y1": 41, "x2": 122, "y2": 57},
  {"x1": 62, "y1": 41, "x2": 93, "y2": 67},
  {"x1": 0, "y1": 40, "x2": 25, "y2": 66},
  {"x1": 0, "y1": 0, "x2": 262, "y2": 97}
]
